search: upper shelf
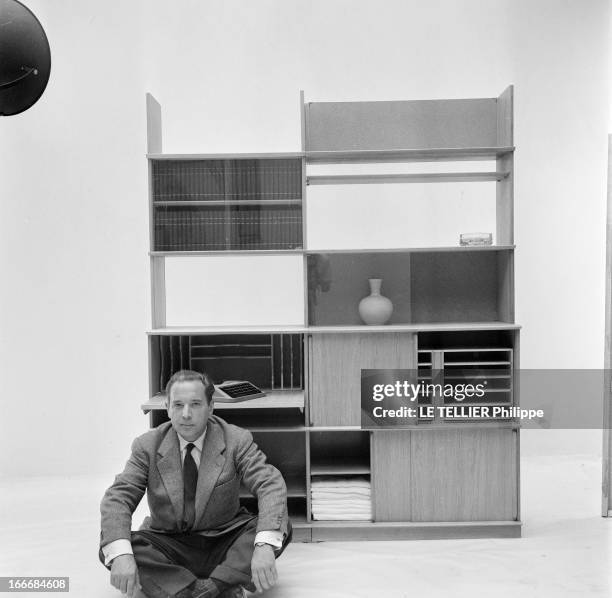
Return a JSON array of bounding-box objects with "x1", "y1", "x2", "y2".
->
[
  {"x1": 147, "y1": 322, "x2": 521, "y2": 335},
  {"x1": 150, "y1": 249, "x2": 304, "y2": 257},
  {"x1": 148, "y1": 152, "x2": 304, "y2": 161},
  {"x1": 146, "y1": 148, "x2": 515, "y2": 164},
  {"x1": 150, "y1": 246, "x2": 514, "y2": 258},
  {"x1": 305, "y1": 147, "x2": 514, "y2": 164},
  {"x1": 151, "y1": 246, "x2": 515, "y2": 257},
  {"x1": 304, "y1": 246, "x2": 515, "y2": 254},
  {"x1": 307, "y1": 171, "x2": 510, "y2": 185}
]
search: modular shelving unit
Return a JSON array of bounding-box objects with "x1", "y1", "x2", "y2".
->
[{"x1": 143, "y1": 87, "x2": 521, "y2": 541}]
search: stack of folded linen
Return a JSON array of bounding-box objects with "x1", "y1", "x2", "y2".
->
[{"x1": 311, "y1": 476, "x2": 371, "y2": 521}]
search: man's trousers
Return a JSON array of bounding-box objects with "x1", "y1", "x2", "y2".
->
[{"x1": 100, "y1": 518, "x2": 292, "y2": 598}]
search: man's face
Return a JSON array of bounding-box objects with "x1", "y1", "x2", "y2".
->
[{"x1": 167, "y1": 380, "x2": 213, "y2": 442}]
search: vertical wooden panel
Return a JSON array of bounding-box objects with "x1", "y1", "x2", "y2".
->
[
  {"x1": 496, "y1": 86, "x2": 513, "y2": 147},
  {"x1": 301, "y1": 161, "x2": 308, "y2": 324},
  {"x1": 371, "y1": 431, "x2": 411, "y2": 521},
  {"x1": 146, "y1": 93, "x2": 162, "y2": 154},
  {"x1": 603, "y1": 135, "x2": 612, "y2": 515},
  {"x1": 496, "y1": 85, "x2": 514, "y2": 247},
  {"x1": 497, "y1": 250, "x2": 514, "y2": 322},
  {"x1": 300, "y1": 90, "x2": 306, "y2": 153},
  {"x1": 309, "y1": 333, "x2": 416, "y2": 426},
  {"x1": 147, "y1": 94, "x2": 164, "y2": 330},
  {"x1": 410, "y1": 429, "x2": 517, "y2": 522},
  {"x1": 151, "y1": 256, "x2": 166, "y2": 328},
  {"x1": 496, "y1": 154, "x2": 514, "y2": 246},
  {"x1": 305, "y1": 99, "x2": 498, "y2": 151},
  {"x1": 305, "y1": 430, "x2": 312, "y2": 522}
]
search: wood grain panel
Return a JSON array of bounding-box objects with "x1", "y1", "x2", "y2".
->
[
  {"x1": 309, "y1": 333, "x2": 416, "y2": 426},
  {"x1": 371, "y1": 431, "x2": 411, "y2": 521},
  {"x1": 305, "y1": 99, "x2": 498, "y2": 151},
  {"x1": 410, "y1": 252, "x2": 499, "y2": 323},
  {"x1": 603, "y1": 135, "x2": 612, "y2": 515},
  {"x1": 497, "y1": 250, "x2": 514, "y2": 323},
  {"x1": 147, "y1": 94, "x2": 164, "y2": 329},
  {"x1": 496, "y1": 153, "x2": 514, "y2": 246},
  {"x1": 496, "y1": 86, "x2": 514, "y2": 246},
  {"x1": 151, "y1": 256, "x2": 166, "y2": 328},
  {"x1": 309, "y1": 520, "x2": 521, "y2": 541},
  {"x1": 496, "y1": 86, "x2": 513, "y2": 147},
  {"x1": 146, "y1": 93, "x2": 162, "y2": 154},
  {"x1": 410, "y1": 429, "x2": 517, "y2": 521}
]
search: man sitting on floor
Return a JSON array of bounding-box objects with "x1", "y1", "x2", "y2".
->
[{"x1": 99, "y1": 369, "x2": 291, "y2": 598}]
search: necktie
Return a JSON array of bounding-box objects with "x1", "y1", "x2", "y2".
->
[{"x1": 183, "y1": 443, "x2": 198, "y2": 530}]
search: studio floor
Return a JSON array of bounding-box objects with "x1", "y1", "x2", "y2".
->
[{"x1": 0, "y1": 453, "x2": 609, "y2": 598}]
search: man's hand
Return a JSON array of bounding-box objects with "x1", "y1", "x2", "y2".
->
[
  {"x1": 251, "y1": 544, "x2": 277, "y2": 593},
  {"x1": 110, "y1": 554, "x2": 140, "y2": 597}
]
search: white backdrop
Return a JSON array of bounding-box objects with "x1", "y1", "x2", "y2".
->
[{"x1": 0, "y1": 0, "x2": 608, "y2": 477}]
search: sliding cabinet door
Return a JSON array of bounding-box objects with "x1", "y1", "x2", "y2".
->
[{"x1": 309, "y1": 333, "x2": 416, "y2": 426}]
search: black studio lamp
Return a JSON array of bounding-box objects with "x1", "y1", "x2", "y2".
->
[{"x1": 0, "y1": 0, "x2": 50, "y2": 116}]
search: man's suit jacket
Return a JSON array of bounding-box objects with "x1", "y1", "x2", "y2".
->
[{"x1": 100, "y1": 415, "x2": 288, "y2": 549}]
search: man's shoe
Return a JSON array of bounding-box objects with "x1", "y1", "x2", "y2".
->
[
  {"x1": 190, "y1": 578, "x2": 220, "y2": 598},
  {"x1": 218, "y1": 586, "x2": 246, "y2": 598}
]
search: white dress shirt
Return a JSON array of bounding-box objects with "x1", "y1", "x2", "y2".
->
[{"x1": 102, "y1": 430, "x2": 282, "y2": 565}]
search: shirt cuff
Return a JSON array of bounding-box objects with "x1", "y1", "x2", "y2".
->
[
  {"x1": 102, "y1": 539, "x2": 133, "y2": 566},
  {"x1": 254, "y1": 530, "x2": 283, "y2": 548}
]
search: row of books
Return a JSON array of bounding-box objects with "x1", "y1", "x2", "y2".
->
[
  {"x1": 152, "y1": 159, "x2": 302, "y2": 201},
  {"x1": 154, "y1": 208, "x2": 302, "y2": 251}
]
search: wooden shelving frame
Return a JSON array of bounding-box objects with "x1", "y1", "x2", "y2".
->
[{"x1": 144, "y1": 87, "x2": 520, "y2": 541}]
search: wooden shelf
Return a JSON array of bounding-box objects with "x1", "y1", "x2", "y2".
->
[
  {"x1": 147, "y1": 325, "x2": 308, "y2": 335},
  {"x1": 305, "y1": 147, "x2": 514, "y2": 164},
  {"x1": 307, "y1": 172, "x2": 509, "y2": 185},
  {"x1": 308, "y1": 426, "x2": 364, "y2": 432},
  {"x1": 418, "y1": 347, "x2": 513, "y2": 352},
  {"x1": 142, "y1": 390, "x2": 305, "y2": 413},
  {"x1": 215, "y1": 390, "x2": 304, "y2": 410},
  {"x1": 305, "y1": 322, "x2": 520, "y2": 333},
  {"x1": 308, "y1": 423, "x2": 519, "y2": 431},
  {"x1": 310, "y1": 459, "x2": 370, "y2": 475},
  {"x1": 148, "y1": 152, "x2": 304, "y2": 160},
  {"x1": 146, "y1": 322, "x2": 520, "y2": 336},
  {"x1": 305, "y1": 246, "x2": 514, "y2": 254},
  {"x1": 150, "y1": 246, "x2": 514, "y2": 257},
  {"x1": 150, "y1": 249, "x2": 303, "y2": 257},
  {"x1": 154, "y1": 200, "x2": 302, "y2": 206},
  {"x1": 401, "y1": 422, "x2": 520, "y2": 430},
  {"x1": 445, "y1": 361, "x2": 511, "y2": 366},
  {"x1": 443, "y1": 374, "x2": 512, "y2": 379},
  {"x1": 308, "y1": 520, "x2": 521, "y2": 541},
  {"x1": 241, "y1": 425, "x2": 306, "y2": 432}
]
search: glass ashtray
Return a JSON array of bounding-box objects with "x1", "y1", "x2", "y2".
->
[{"x1": 459, "y1": 232, "x2": 493, "y2": 246}]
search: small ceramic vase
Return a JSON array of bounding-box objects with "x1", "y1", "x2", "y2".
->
[{"x1": 358, "y1": 278, "x2": 393, "y2": 325}]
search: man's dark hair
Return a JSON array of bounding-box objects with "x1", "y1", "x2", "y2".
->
[{"x1": 165, "y1": 370, "x2": 215, "y2": 405}]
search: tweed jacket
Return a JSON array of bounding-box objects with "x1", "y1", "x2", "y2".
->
[{"x1": 100, "y1": 416, "x2": 288, "y2": 548}]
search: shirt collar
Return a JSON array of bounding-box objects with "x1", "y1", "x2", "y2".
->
[{"x1": 177, "y1": 428, "x2": 206, "y2": 453}]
